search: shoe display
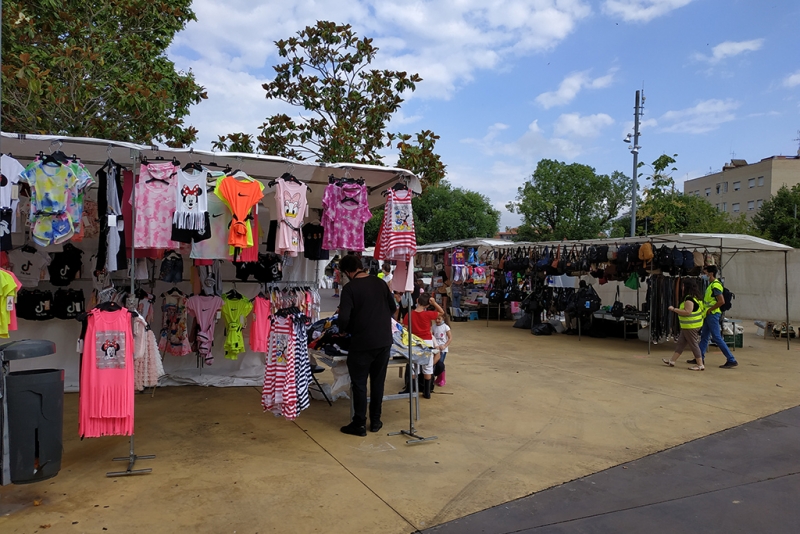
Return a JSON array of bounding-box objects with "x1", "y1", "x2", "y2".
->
[
  {"x1": 340, "y1": 422, "x2": 367, "y2": 436},
  {"x1": 369, "y1": 420, "x2": 383, "y2": 433},
  {"x1": 719, "y1": 361, "x2": 738, "y2": 369}
]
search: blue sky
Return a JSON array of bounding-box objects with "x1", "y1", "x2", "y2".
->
[{"x1": 169, "y1": 0, "x2": 800, "y2": 229}]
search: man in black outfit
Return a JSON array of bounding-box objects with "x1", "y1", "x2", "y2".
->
[{"x1": 337, "y1": 254, "x2": 398, "y2": 436}]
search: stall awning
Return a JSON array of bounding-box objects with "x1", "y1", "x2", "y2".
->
[
  {"x1": 0, "y1": 132, "x2": 421, "y2": 209},
  {"x1": 499, "y1": 233, "x2": 792, "y2": 253}
]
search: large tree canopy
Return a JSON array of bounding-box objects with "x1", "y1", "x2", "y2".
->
[
  {"x1": 256, "y1": 21, "x2": 422, "y2": 165},
  {"x1": 507, "y1": 159, "x2": 630, "y2": 241},
  {"x1": 1, "y1": 0, "x2": 207, "y2": 147},
  {"x1": 753, "y1": 184, "x2": 800, "y2": 248},
  {"x1": 365, "y1": 181, "x2": 500, "y2": 246}
]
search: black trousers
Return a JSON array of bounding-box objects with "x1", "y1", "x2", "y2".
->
[{"x1": 347, "y1": 345, "x2": 391, "y2": 425}]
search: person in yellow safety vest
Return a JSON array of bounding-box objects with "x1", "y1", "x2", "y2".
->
[
  {"x1": 697, "y1": 265, "x2": 738, "y2": 369},
  {"x1": 663, "y1": 279, "x2": 706, "y2": 370}
]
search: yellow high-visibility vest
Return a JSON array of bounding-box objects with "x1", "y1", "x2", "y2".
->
[{"x1": 679, "y1": 297, "x2": 705, "y2": 329}]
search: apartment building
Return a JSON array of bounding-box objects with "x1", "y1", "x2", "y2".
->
[{"x1": 683, "y1": 155, "x2": 800, "y2": 217}]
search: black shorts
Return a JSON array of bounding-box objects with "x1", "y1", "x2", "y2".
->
[
  {"x1": 17, "y1": 289, "x2": 54, "y2": 321},
  {"x1": 170, "y1": 212, "x2": 211, "y2": 244},
  {"x1": 53, "y1": 288, "x2": 85, "y2": 320}
]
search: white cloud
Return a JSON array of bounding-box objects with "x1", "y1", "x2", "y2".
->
[
  {"x1": 693, "y1": 39, "x2": 764, "y2": 64},
  {"x1": 603, "y1": 0, "x2": 694, "y2": 22},
  {"x1": 554, "y1": 113, "x2": 614, "y2": 138},
  {"x1": 535, "y1": 69, "x2": 617, "y2": 109},
  {"x1": 170, "y1": 1, "x2": 594, "y2": 147},
  {"x1": 783, "y1": 70, "x2": 800, "y2": 88},
  {"x1": 463, "y1": 120, "x2": 583, "y2": 163},
  {"x1": 659, "y1": 99, "x2": 740, "y2": 134}
]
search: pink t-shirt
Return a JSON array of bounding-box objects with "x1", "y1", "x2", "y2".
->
[
  {"x1": 133, "y1": 163, "x2": 181, "y2": 249},
  {"x1": 250, "y1": 295, "x2": 271, "y2": 352},
  {"x1": 274, "y1": 179, "x2": 308, "y2": 257},
  {"x1": 322, "y1": 182, "x2": 372, "y2": 251},
  {"x1": 186, "y1": 295, "x2": 223, "y2": 364}
]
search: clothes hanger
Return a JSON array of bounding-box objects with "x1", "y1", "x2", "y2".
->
[{"x1": 182, "y1": 161, "x2": 204, "y2": 173}]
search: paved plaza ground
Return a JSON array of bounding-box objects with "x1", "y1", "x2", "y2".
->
[{"x1": 1, "y1": 310, "x2": 798, "y2": 533}]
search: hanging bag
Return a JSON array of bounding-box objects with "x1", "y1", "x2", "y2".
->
[
  {"x1": 611, "y1": 286, "x2": 624, "y2": 318},
  {"x1": 624, "y1": 272, "x2": 640, "y2": 290},
  {"x1": 639, "y1": 242, "x2": 654, "y2": 261}
]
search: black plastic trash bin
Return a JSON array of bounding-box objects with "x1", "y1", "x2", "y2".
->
[{"x1": 0, "y1": 339, "x2": 60, "y2": 485}]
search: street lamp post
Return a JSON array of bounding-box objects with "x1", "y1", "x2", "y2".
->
[{"x1": 625, "y1": 90, "x2": 643, "y2": 238}]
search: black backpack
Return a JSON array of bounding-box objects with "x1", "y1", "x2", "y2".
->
[
  {"x1": 681, "y1": 250, "x2": 695, "y2": 275},
  {"x1": 721, "y1": 286, "x2": 734, "y2": 312},
  {"x1": 671, "y1": 246, "x2": 684, "y2": 267},
  {"x1": 657, "y1": 245, "x2": 673, "y2": 268},
  {"x1": 576, "y1": 284, "x2": 602, "y2": 316}
]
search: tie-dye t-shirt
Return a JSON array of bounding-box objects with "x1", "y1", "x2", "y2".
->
[
  {"x1": 133, "y1": 162, "x2": 181, "y2": 249},
  {"x1": 321, "y1": 182, "x2": 372, "y2": 251}
]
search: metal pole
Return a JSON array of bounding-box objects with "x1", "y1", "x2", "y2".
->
[
  {"x1": 786, "y1": 251, "x2": 790, "y2": 351},
  {"x1": 630, "y1": 90, "x2": 641, "y2": 237}
]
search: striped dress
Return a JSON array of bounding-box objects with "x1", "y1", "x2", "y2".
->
[
  {"x1": 294, "y1": 320, "x2": 311, "y2": 413},
  {"x1": 374, "y1": 189, "x2": 416, "y2": 262},
  {"x1": 262, "y1": 316, "x2": 298, "y2": 420}
]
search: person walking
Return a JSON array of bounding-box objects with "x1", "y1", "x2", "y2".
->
[
  {"x1": 336, "y1": 254, "x2": 397, "y2": 436},
  {"x1": 697, "y1": 265, "x2": 738, "y2": 369},
  {"x1": 664, "y1": 279, "x2": 705, "y2": 370}
]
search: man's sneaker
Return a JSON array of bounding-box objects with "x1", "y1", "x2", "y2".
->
[
  {"x1": 369, "y1": 420, "x2": 383, "y2": 433},
  {"x1": 719, "y1": 361, "x2": 738, "y2": 369}
]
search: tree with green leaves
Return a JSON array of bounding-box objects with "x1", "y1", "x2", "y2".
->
[
  {"x1": 212, "y1": 133, "x2": 257, "y2": 154},
  {"x1": 753, "y1": 184, "x2": 800, "y2": 248},
  {"x1": 1, "y1": 0, "x2": 207, "y2": 147},
  {"x1": 256, "y1": 21, "x2": 422, "y2": 165},
  {"x1": 364, "y1": 181, "x2": 500, "y2": 246},
  {"x1": 507, "y1": 159, "x2": 630, "y2": 241},
  {"x1": 610, "y1": 154, "x2": 754, "y2": 237}
]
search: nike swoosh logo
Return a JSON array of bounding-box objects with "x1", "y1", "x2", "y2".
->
[
  {"x1": 237, "y1": 193, "x2": 248, "y2": 197},
  {"x1": 202, "y1": 308, "x2": 210, "y2": 312},
  {"x1": 212, "y1": 213, "x2": 222, "y2": 218}
]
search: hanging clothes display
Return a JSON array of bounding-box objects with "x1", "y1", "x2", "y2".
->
[
  {"x1": 53, "y1": 288, "x2": 85, "y2": 320},
  {"x1": 302, "y1": 222, "x2": 329, "y2": 260},
  {"x1": 321, "y1": 179, "x2": 371, "y2": 252},
  {"x1": 158, "y1": 288, "x2": 191, "y2": 356},
  {"x1": 186, "y1": 294, "x2": 223, "y2": 365},
  {"x1": 79, "y1": 307, "x2": 135, "y2": 438},
  {"x1": 133, "y1": 161, "x2": 180, "y2": 250},
  {"x1": 171, "y1": 167, "x2": 210, "y2": 243},
  {"x1": 221, "y1": 292, "x2": 253, "y2": 360},
  {"x1": 0, "y1": 154, "x2": 25, "y2": 242},
  {"x1": 214, "y1": 173, "x2": 264, "y2": 255},
  {"x1": 374, "y1": 187, "x2": 416, "y2": 262},
  {"x1": 293, "y1": 318, "x2": 311, "y2": 414},
  {"x1": 48, "y1": 243, "x2": 83, "y2": 286},
  {"x1": 133, "y1": 313, "x2": 165, "y2": 391},
  {"x1": 274, "y1": 177, "x2": 309, "y2": 256},
  {"x1": 95, "y1": 161, "x2": 127, "y2": 272}
]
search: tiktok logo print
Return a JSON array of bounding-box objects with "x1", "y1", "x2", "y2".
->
[{"x1": 96, "y1": 331, "x2": 126, "y2": 369}]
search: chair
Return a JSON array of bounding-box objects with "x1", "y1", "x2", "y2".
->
[{"x1": 309, "y1": 364, "x2": 332, "y2": 406}]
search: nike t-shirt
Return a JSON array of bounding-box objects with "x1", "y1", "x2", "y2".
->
[{"x1": 191, "y1": 193, "x2": 233, "y2": 260}]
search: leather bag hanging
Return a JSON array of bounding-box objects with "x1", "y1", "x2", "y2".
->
[
  {"x1": 639, "y1": 242, "x2": 654, "y2": 261},
  {"x1": 611, "y1": 286, "x2": 624, "y2": 318}
]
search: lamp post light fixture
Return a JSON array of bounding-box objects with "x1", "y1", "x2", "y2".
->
[{"x1": 624, "y1": 90, "x2": 644, "y2": 237}]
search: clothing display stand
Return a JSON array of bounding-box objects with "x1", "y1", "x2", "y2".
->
[
  {"x1": 389, "y1": 290, "x2": 437, "y2": 445},
  {"x1": 107, "y1": 149, "x2": 154, "y2": 478}
]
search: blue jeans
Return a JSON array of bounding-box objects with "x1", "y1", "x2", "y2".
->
[
  {"x1": 451, "y1": 285, "x2": 462, "y2": 309},
  {"x1": 699, "y1": 313, "x2": 736, "y2": 364}
]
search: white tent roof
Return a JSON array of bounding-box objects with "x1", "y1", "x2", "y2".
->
[
  {"x1": 0, "y1": 132, "x2": 421, "y2": 209},
  {"x1": 517, "y1": 233, "x2": 791, "y2": 253}
]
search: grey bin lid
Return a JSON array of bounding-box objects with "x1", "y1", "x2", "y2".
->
[{"x1": 0, "y1": 340, "x2": 57, "y2": 361}]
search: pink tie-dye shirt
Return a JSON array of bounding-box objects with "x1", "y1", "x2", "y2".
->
[{"x1": 321, "y1": 183, "x2": 372, "y2": 251}]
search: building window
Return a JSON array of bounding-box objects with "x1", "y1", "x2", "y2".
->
[
  {"x1": 716, "y1": 182, "x2": 728, "y2": 194},
  {"x1": 705, "y1": 188, "x2": 711, "y2": 197},
  {"x1": 716, "y1": 203, "x2": 720, "y2": 210},
  {"x1": 733, "y1": 181, "x2": 741, "y2": 191},
  {"x1": 732, "y1": 203, "x2": 740, "y2": 212},
  {"x1": 757, "y1": 199, "x2": 763, "y2": 208},
  {"x1": 758, "y1": 176, "x2": 764, "y2": 186},
  {"x1": 747, "y1": 200, "x2": 755, "y2": 211},
  {"x1": 722, "y1": 202, "x2": 727, "y2": 212},
  {"x1": 748, "y1": 178, "x2": 755, "y2": 188}
]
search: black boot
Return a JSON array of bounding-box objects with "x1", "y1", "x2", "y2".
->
[
  {"x1": 398, "y1": 365, "x2": 412, "y2": 395},
  {"x1": 423, "y1": 378, "x2": 432, "y2": 399}
]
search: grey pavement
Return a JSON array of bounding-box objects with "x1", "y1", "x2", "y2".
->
[{"x1": 426, "y1": 406, "x2": 800, "y2": 534}]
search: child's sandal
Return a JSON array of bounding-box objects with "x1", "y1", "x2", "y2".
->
[
  {"x1": 688, "y1": 365, "x2": 705, "y2": 371},
  {"x1": 662, "y1": 358, "x2": 675, "y2": 367}
]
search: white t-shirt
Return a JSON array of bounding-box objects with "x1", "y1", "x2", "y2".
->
[
  {"x1": 432, "y1": 323, "x2": 451, "y2": 351},
  {"x1": 0, "y1": 155, "x2": 25, "y2": 232},
  {"x1": 8, "y1": 248, "x2": 51, "y2": 287}
]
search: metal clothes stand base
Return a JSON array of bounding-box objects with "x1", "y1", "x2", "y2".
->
[
  {"x1": 388, "y1": 288, "x2": 437, "y2": 446},
  {"x1": 106, "y1": 434, "x2": 154, "y2": 477}
]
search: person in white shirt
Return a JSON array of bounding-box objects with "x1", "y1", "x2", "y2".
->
[
  {"x1": 377, "y1": 262, "x2": 393, "y2": 284},
  {"x1": 432, "y1": 315, "x2": 452, "y2": 387}
]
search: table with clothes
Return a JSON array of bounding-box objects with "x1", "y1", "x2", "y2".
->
[{"x1": 307, "y1": 316, "x2": 432, "y2": 403}]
